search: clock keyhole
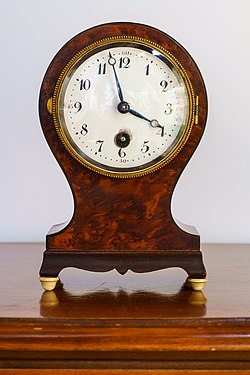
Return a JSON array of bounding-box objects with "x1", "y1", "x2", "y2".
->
[{"x1": 114, "y1": 131, "x2": 131, "y2": 148}]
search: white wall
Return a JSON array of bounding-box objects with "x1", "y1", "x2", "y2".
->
[{"x1": 1, "y1": 0, "x2": 249, "y2": 243}]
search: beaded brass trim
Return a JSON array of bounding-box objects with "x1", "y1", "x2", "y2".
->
[{"x1": 52, "y1": 36, "x2": 195, "y2": 178}]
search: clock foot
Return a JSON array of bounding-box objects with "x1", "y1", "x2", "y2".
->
[
  {"x1": 187, "y1": 278, "x2": 207, "y2": 291},
  {"x1": 39, "y1": 276, "x2": 59, "y2": 291}
]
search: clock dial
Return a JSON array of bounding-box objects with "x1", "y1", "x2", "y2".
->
[{"x1": 54, "y1": 39, "x2": 194, "y2": 177}]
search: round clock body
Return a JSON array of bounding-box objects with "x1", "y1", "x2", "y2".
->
[{"x1": 39, "y1": 22, "x2": 208, "y2": 291}]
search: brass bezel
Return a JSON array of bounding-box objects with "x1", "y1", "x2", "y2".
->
[{"x1": 52, "y1": 36, "x2": 195, "y2": 178}]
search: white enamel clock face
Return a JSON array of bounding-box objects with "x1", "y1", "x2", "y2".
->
[{"x1": 54, "y1": 40, "x2": 193, "y2": 177}]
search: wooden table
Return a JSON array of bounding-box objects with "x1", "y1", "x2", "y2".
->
[{"x1": 0, "y1": 243, "x2": 250, "y2": 374}]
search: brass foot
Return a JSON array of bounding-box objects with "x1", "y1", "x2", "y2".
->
[
  {"x1": 39, "y1": 276, "x2": 59, "y2": 291},
  {"x1": 187, "y1": 278, "x2": 207, "y2": 291}
]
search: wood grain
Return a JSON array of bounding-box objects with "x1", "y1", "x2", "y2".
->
[
  {"x1": 0, "y1": 243, "x2": 250, "y2": 371},
  {"x1": 38, "y1": 22, "x2": 207, "y2": 279}
]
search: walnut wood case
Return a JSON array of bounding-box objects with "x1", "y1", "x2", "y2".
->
[{"x1": 39, "y1": 22, "x2": 208, "y2": 280}]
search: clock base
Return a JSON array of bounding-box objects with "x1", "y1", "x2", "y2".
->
[{"x1": 39, "y1": 250, "x2": 207, "y2": 291}]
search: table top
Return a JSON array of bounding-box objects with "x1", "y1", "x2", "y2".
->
[
  {"x1": 0, "y1": 243, "x2": 250, "y2": 320},
  {"x1": 1, "y1": 243, "x2": 250, "y2": 372}
]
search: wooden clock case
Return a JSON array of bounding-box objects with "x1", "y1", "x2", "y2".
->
[{"x1": 39, "y1": 22, "x2": 208, "y2": 290}]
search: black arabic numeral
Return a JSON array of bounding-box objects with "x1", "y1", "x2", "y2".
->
[
  {"x1": 96, "y1": 140, "x2": 104, "y2": 153},
  {"x1": 164, "y1": 103, "x2": 173, "y2": 115},
  {"x1": 156, "y1": 125, "x2": 165, "y2": 137},
  {"x1": 98, "y1": 63, "x2": 106, "y2": 75},
  {"x1": 80, "y1": 124, "x2": 88, "y2": 136},
  {"x1": 118, "y1": 148, "x2": 126, "y2": 158},
  {"x1": 119, "y1": 57, "x2": 130, "y2": 69},
  {"x1": 145, "y1": 64, "x2": 150, "y2": 76},
  {"x1": 160, "y1": 80, "x2": 168, "y2": 92},
  {"x1": 82, "y1": 79, "x2": 91, "y2": 90},
  {"x1": 77, "y1": 78, "x2": 91, "y2": 90},
  {"x1": 74, "y1": 101, "x2": 82, "y2": 113},
  {"x1": 141, "y1": 141, "x2": 150, "y2": 153}
]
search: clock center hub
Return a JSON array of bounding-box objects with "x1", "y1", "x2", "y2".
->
[{"x1": 117, "y1": 101, "x2": 130, "y2": 114}]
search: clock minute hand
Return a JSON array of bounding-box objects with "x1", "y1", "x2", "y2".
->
[{"x1": 108, "y1": 52, "x2": 124, "y2": 102}]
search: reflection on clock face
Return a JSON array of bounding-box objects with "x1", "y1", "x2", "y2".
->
[{"x1": 55, "y1": 40, "x2": 193, "y2": 177}]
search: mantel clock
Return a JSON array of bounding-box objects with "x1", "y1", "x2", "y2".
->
[{"x1": 39, "y1": 22, "x2": 208, "y2": 291}]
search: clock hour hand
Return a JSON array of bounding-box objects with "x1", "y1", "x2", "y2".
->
[
  {"x1": 108, "y1": 52, "x2": 124, "y2": 102},
  {"x1": 128, "y1": 108, "x2": 150, "y2": 122},
  {"x1": 128, "y1": 108, "x2": 164, "y2": 135}
]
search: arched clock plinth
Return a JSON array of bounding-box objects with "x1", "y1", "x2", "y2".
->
[
  {"x1": 39, "y1": 168, "x2": 207, "y2": 291},
  {"x1": 39, "y1": 22, "x2": 208, "y2": 291}
]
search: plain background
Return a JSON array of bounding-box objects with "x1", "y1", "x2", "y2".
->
[{"x1": 0, "y1": 0, "x2": 249, "y2": 243}]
